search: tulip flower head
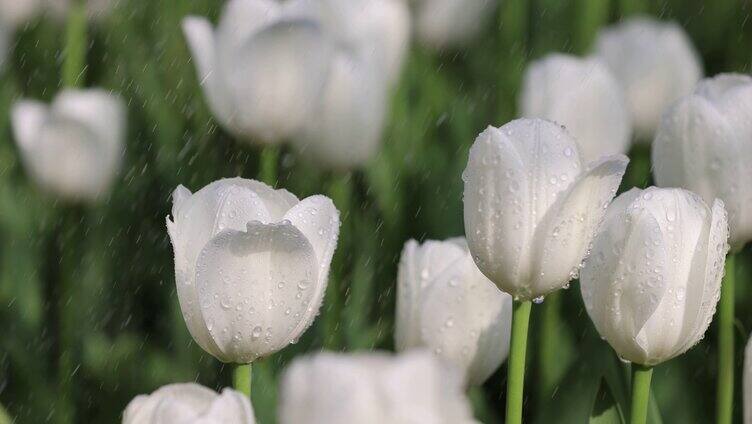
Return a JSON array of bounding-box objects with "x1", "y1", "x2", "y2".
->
[
  {"x1": 167, "y1": 178, "x2": 340, "y2": 363},
  {"x1": 520, "y1": 53, "x2": 632, "y2": 162},
  {"x1": 653, "y1": 73, "x2": 752, "y2": 250},
  {"x1": 462, "y1": 118, "x2": 629, "y2": 300},
  {"x1": 123, "y1": 383, "x2": 256, "y2": 424},
  {"x1": 278, "y1": 350, "x2": 478, "y2": 424},
  {"x1": 411, "y1": 0, "x2": 497, "y2": 49},
  {"x1": 395, "y1": 237, "x2": 512, "y2": 386},
  {"x1": 11, "y1": 89, "x2": 126, "y2": 202},
  {"x1": 182, "y1": 0, "x2": 334, "y2": 143},
  {"x1": 291, "y1": 0, "x2": 410, "y2": 85},
  {"x1": 580, "y1": 187, "x2": 729, "y2": 365},
  {"x1": 595, "y1": 17, "x2": 702, "y2": 140}
]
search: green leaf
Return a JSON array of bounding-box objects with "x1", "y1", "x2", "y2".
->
[{"x1": 590, "y1": 378, "x2": 625, "y2": 424}]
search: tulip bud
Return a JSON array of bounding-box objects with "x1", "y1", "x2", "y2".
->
[
  {"x1": 292, "y1": 51, "x2": 388, "y2": 170},
  {"x1": 653, "y1": 73, "x2": 752, "y2": 250},
  {"x1": 595, "y1": 17, "x2": 702, "y2": 140},
  {"x1": 520, "y1": 53, "x2": 632, "y2": 162},
  {"x1": 166, "y1": 178, "x2": 340, "y2": 363},
  {"x1": 291, "y1": 0, "x2": 410, "y2": 85},
  {"x1": 278, "y1": 350, "x2": 478, "y2": 424},
  {"x1": 580, "y1": 187, "x2": 729, "y2": 365},
  {"x1": 182, "y1": 0, "x2": 334, "y2": 143},
  {"x1": 395, "y1": 238, "x2": 512, "y2": 386},
  {"x1": 462, "y1": 118, "x2": 629, "y2": 300},
  {"x1": 123, "y1": 383, "x2": 256, "y2": 424},
  {"x1": 412, "y1": 0, "x2": 497, "y2": 49},
  {"x1": 11, "y1": 89, "x2": 126, "y2": 202}
]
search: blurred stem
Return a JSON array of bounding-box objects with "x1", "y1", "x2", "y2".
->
[
  {"x1": 572, "y1": 0, "x2": 609, "y2": 53},
  {"x1": 62, "y1": 0, "x2": 87, "y2": 88},
  {"x1": 497, "y1": 0, "x2": 528, "y2": 121},
  {"x1": 538, "y1": 292, "x2": 561, "y2": 400},
  {"x1": 321, "y1": 173, "x2": 352, "y2": 350},
  {"x1": 717, "y1": 254, "x2": 736, "y2": 424},
  {"x1": 506, "y1": 300, "x2": 531, "y2": 424},
  {"x1": 630, "y1": 364, "x2": 652, "y2": 424},
  {"x1": 259, "y1": 146, "x2": 280, "y2": 187},
  {"x1": 233, "y1": 364, "x2": 252, "y2": 398}
]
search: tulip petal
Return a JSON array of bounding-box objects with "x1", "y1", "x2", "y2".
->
[
  {"x1": 195, "y1": 221, "x2": 319, "y2": 363},
  {"x1": 419, "y1": 257, "x2": 512, "y2": 385},
  {"x1": 51, "y1": 89, "x2": 126, "y2": 151},
  {"x1": 198, "y1": 388, "x2": 257, "y2": 423},
  {"x1": 11, "y1": 100, "x2": 48, "y2": 152},
  {"x1": 282, "y1": 195, "x2": 340, "y2": 341},
  {"x1": 182, "y1": 16, "x2": 234, "y2": 126},
  {"x1": 532, "y1": 155, "x2": 628, "y2": 295},
  {"x1": 223, "y1": 19, "x2": 333, "y2": 142},
  {"x1": 463, "y1": 125, "x2": 532, "y2": 296},
  {"x1": 123, "y1": 383, "x2": 217, "y2": 424},
  {"x1": 215, "y1": 0, "x2": 281, "y2": 56}
]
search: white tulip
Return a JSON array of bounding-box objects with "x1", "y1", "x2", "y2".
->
[
  {"x1": 653, "y1": 73, "x2": 752, "y2": 250},
  {"x1": 580, "y1": 187, "x2": 729, "y2": 365},
  {"x1": 411, "y1": 0, "x2": 496, "y2": 49},
  {"x1": 595, "y1": 17, "x2": 702, "y2": 140},
  {"x1": 745, "y1": 334, "x2": 752, "y2": 424},
  {"x1": 123, "y1": 383, "x2": 255, "y2": 424},
  {"x1": 395, "y1": 237, "x2": 512, "y2": 386},
  {"x1": 462, "y1": 118, "x2": 629, "y2": 300},
  {"x1": 520, "y1": 53, "x2": 632, "y2": 162},
  {"x1": 11, "y1": 89, "x2": 126, "y2": 202},
  {"x1": 182, "y1": 0, "x2": 334, "y2": 143},
  {"x1": 292, "y1": 51, "x2": 388, "y2": 169},
  {"x1": 278, "y1": 350, "x2": 478, "y2": 424},
  {"x1": 166, "y1": 178, "x2": 340, "y2": 363},
  {"x1": 0, "y1": 0, "x2": 42, "y2": 27},
  {"x1": 291, "y1": 0, "x2": 410, "y2": 85}
]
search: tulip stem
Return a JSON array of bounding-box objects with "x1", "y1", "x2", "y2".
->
[
  {"x1": 506, "y1": 300, "x2": 531, "y2": 424},
  {"x1": 259, "y1": 146, "x2": 280, "y2": 187},
  {"x1": 538, "y1": 291, "x2": 561, "y2": 400},
  {"x1": 717, "y1": 254, "x2": 736, "y2": 424},
  {"x1": 630, "y1": 364, "x2": 653, "y2": 424},
  {"x1": 62, "y1": 0, "x2": 87, "y2": 88},
  {"x1": 233, "y1": 364, "x2": 252, "y2": 398}
]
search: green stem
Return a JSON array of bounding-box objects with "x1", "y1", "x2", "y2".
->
[
  {"x1": 630, "y1": 364, "x2": 653, "y2": 424},
  {"x1": 259, "y1": 146, "x2": 280, "y2": 187},
  {"x1": 233, "y1": 364, "x2": 252, "y2": 398},
  {"x1": 321, "y1": 173, "x2": 352, "y2": 349},
  {"x1": 62, "y1": 0, "x2": 87, "y2": 88},
  {"x1": 717, "y1": 254, "x2": 736, "y2": 424},
  {"x1": 538, "y1": 292, "x2": 561, "y2": 400},
  {"x1": 506, "y1": 300, "x2": 532, "y2": 424}
]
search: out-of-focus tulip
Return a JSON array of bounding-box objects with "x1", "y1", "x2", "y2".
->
[
  {"x1": 0, "y1": 0, "x2": 42, "y2": 27},
  {"x1": 462, "y1": 118, "x2": 629, "y2": 301},
  {"x1": 411, "y1": 0, "x2": 497, "y2": 49},
  {"x1": 291, "y1": 51, "x2": 387, "y2": 170},
  {"x1": 395, "y1": 237, "x2": 512, "y2": 386},
  {"x1": 278, "y1": 350, "x2": 478, "y2": 424},
  {"x1": 580, "y1": 187, "x2": 729, "y2": 365},
  {"x1": 745, "y1": 334, "x2": 752, "y2": 424},
  {"x1": 166, "y1": 178, "x2": 340, "y2": 364},
  {"x1": 520, "y1": 53, "x2": 632, "y2": 162},
  {"x1": 182, "y1": 0, "x2": 334, "y2": 143},
  {"x1": 11, "y1": 89, "x2": 126, "y2": 202},
  {"x1": 292, "y1": 0, "x2": 410, "y2": 85},
  {"x1": 123, "y1": 383, "x2": 255, "y2": 424},
  {"x1": 595, "y1": 17, "x2": 702, "y2": 140},
  {"x1": 652, "y1": 73, "x2": 752, "y2": 250}
]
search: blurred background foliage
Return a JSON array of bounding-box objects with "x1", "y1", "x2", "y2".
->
[{"x1": 1, "y1": 0, "x2": 751, "y2": 422}]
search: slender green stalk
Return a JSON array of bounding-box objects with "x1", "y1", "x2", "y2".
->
[
  {"x1": 717, "y1": 254, "x2": 736, "y2": 424},
  {"x1": 538, "y1": 292, "x2": 561, "y2": 400},
  {"x1": 320, "y1": 173, "x2": 352, "y2": 349},
  {"x1": 259, "y1": 146, "x2": 280, "y2": 187},
  {"x1": 62, "y1": 0, "x2": 88, "y2": 88},
  {"x1": 233, "y1": 364, "x2": 252, "y2": 398},
  {"x1": 630, "y1": 364, "x2": 653, "y2": 424},
  {"x1": 506, "y1": 300, "x2": 532, "y2": 424}
]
